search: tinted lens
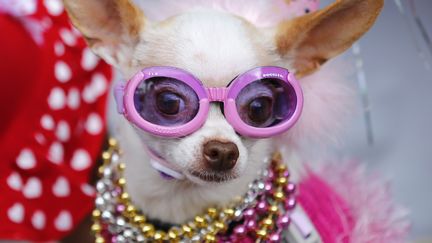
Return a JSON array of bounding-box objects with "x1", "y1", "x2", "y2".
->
[
  {"x1": 133, "y1": 77, "x2": 199, "y2": 126},
  {"x1": 235, "y1": 78, "x2": 297, "y2": 128}
]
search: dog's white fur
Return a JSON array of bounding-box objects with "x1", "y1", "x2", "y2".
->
[{"x1": 65, "y1": 0, "x2": 383, "y2": 225}]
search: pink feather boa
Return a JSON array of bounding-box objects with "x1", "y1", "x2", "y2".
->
[{"x1": 299, "y1": 163, "x2": 410, "y2": 243}]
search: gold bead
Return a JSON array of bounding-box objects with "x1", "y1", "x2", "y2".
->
[
  {"x1": 91, "y1": 223, "x2": 102, "y2": 233},
  {"x1": 274, "y1": 191, "x2": 285, "y2": 201},
  {"x1": 256, "y1": 229, "x2": 267, "y2": 239},
  {"x1": 207, "y1": 207, "x2": 218, "y2": 218},
  {"x1": 118, "y1": 162, "x2": 126, "y2": 171},
  {"x1": 205, "y1": 234, "x2": 216, "y2": 243},
  {"x1": 92, "y1": 209, "x2": 101, "y2": 219},
  {"x1": 95, "y1": 236, "x2": 105, "y2": 243},
  {"x1": 120, "y1": 192, "x2": 130, "y2": 201},
  {"x1": 276, "y1": 177, "x2": 288, "y2": 186},
  {"x1": 142, "y1": 224, "x2": 155, "y2": 237},
  {"x1": 182, "y1": 225, "x2": 193, "y2": 237},
  {"x1": 194, "y1": 216, "x2": 206, "y2": 228},
  {"x1": 168, "y1": 228, "x2": 179, "y2": 240},
  {"x1": 153, "y1": 231, "x2": 166, "y2": 241},
  {"x1": 108, "y1": 138, "x2": 118, "y2": 147},
  {"x1": 276, "y1": 164, "x2": 287, "y2": 173},
  {"x1": 98, "y1": 166, "x2": 105, "y2": 175},
  {"x1": 133, "y1": 215, "x2": 146, "y2": 225},
  {"x1": 262, "y1": 218, "x2": 273, "y2": 227},
  {"x1": 269, "y1": 205, "x2": 278, "y2": 213},
  {"x1": 117, "y1": 178, "x2": 126, "y2": 187},
  {"x1": 214, "y1": 221, "x2": 226, "y2": 231},
  {"x1": 102, "y1": 151, "x2": 110, "y2": 161},
  {"x1": 223, "y1": 208, "x2": 234, "y2": 218}
]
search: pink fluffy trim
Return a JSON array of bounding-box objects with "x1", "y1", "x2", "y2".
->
[{"x1": 306, "y1": 162, "x2": 411, "y2": 243}]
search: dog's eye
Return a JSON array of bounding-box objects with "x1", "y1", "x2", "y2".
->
[
  {"x1": 248, "y1": 97, "x2": 273, "y2": 124},
  {"x1": 156, "y1": 92, "x2": 181, "y2": 115}
]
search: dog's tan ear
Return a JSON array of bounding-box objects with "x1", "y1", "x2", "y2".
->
[
  {"x1": 276, "y1": 0, "x2": 384, "y2": 77},
  {"x1": 63, "y1": 0, "x2": 144, "y2": 67}
]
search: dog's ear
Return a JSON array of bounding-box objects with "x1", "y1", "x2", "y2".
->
[
  {"x1": 63, "y1": 0, "x2": 145, "y2": 67},
  {"x1": 275, "y1": 0, "x2": 384, "y2": 77}
]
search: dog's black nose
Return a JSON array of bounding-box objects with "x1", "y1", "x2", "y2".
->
[{"x1": 203, "y1": 140, "x2": 239, "y2": 171}]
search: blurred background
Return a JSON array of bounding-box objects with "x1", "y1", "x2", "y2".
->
[
  {"x1": 1, "y1": 0, "x2": 431, "y2": 242},
  {"x1": 320, "y1": 0, "x2": 432, "y2": 241}
]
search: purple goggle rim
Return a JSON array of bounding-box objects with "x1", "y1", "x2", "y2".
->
[{"x1": 114, "y1": 66, "x2": 303, "y2": 138}]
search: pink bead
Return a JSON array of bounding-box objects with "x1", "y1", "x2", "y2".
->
[
  {"x1": 267, "y1": 170, "x2": 275, "y2": 180},
  {"x1": 284, "y1": 197, "x2": 296, "y2": 210},
  {"x1": 269, "y1": 232, "x2": 281, "y2": 242},
  {"x1": 245, "y1": 220, "x2": 257, "y2": 231},
  {"x1": 282, "y1": 170, "x2": 290, "y2": 178},
  {"x1": 111, "y1": 236, "x2": 118, "y2": 243},
  {"x1": 264, "y1": 182, "x2": 273, "y2": 194},
  {"x1": 256, "y1": 200, "x2": 268, "y2": 214},
  {"x1": 116, "y1": 204, "x2": 126, "y2": 213},
  {"x1": 243, "y1": 208, "x2": 256, "y2": 220},
  {"x1": 284, "y1": 182, "x2": 296, "y2": 194},
  {"x1": 233, "y1": 225, "x2": 247, "y2": 237},
  {"x1": 277, "y1": 213, "x2": 291, "y2": 228}
]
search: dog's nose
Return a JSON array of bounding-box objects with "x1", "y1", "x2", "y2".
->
[{"x1": 203, "y1": 140, "x2": 239, "y2": 171}]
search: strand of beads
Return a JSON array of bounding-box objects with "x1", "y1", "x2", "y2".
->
[
  {"x1": 91, "y1": 138, "x2": 297, "y2": 243},
  {"x1": 224, "y1": 156, "x2": 297, "y2": 242}
]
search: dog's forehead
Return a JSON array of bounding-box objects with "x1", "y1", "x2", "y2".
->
[{"x1": 143, "y1": 10, "x2": 265, "y2": 87}]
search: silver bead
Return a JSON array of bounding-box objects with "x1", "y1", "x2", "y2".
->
[
  {"x1": 191, "y1": 235, "x2": 201, "y2": 242},
  {"x1": 111, "y1": 153, "x2": 120, "y2": 163},
  {"x1": 96, "y1": 181, "x2": 107, "y2": 192},
  {"x1": 103, "y1": 167, "x2": 113, "y2": 178},
  {"x1": 95, "y1": 196, "x2": 105, "y2": 208},
  {"x1": 136, "y1": 234, "x2": 145, "y2": 242},
  {"x1": 101, "y1": 211, "x2": 114, "y2": 223},
  {"x1": 102, "y1": 191, "x2": 112, "y2": 201},
  {"x1": 116, "y1": 217, "x2": 126, "y2": 227},
  {"x1": 116, "y1": 234, "x2": 126, "y2": 243},
  {"x1": 123, "y1": 229, "x2": 134, "y2": 238}
]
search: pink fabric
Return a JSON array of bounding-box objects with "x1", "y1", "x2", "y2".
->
[
  {"x1": 299, "y1": 171, "x2": 355, "y2": 243},
  {"x1": 299, "y1": 164, "x2": 410, "y2": 243}
]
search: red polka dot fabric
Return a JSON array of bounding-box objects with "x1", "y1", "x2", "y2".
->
[{"x1": 0, "y1": 0, "x2": 112, "y2": 241}]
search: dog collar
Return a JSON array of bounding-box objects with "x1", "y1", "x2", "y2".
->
[
  {"x1": 144, "y1": 145, "x2": 185, "y2": 180},
  {"x1": 93, "y1": 138, "x2": 298, "y2": 242}
]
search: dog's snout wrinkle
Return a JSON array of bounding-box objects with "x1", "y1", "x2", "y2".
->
[{"x1": 203, "y1": 140, "x2": 239, "y2": 171}]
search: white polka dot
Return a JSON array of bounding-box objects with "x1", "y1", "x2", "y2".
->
[
  {"x1": 44, "y1": 0, "x2": 63, "y2": 16},
  {"x1": 60, "y1": 28, "x2": 77, "y2": 46},
  {"x1": 56, "y1": 120, "x2": 70, "y2": 142},
  {"x1": 81, "y1": 48, "x2": 99, "y2": 71},
  {"x1": 86, "y1": 113, "x2": 103, "y2": 135},
  {"x1": 67, "y1": 87, "x2": 80, "y2": 110},
  {"x1": 7, "y1": 172, "x2": 23, "y2": 191},
  {"x1": 32, "y1": 210, "x2": 46, "y2": 230},
  {"x1": 54, "y1": 41, "x2": 65, "y2": 56},
  {"x1": 8, "y1": 203, "x2": 24, "y2": 223},
  {"x1": 91, "y1": 73, "x2": 107, "y2": 96},
  {"x1": 34, "y1": 133, "x2": 46, "y2": 145},
  {"x1": 48, "y1": 142, "x2": 63, "y2": 164},
  {"x1": 81, "y1": 184, "x2": 95, "y2": 196},
  {"x1": 23, "y1": 177, "x2": 42, "y2": 199},
  {"x1": 55, "y1": 61, "x2": 72, "y2": 83},
  {"x1": 55, "y1": 210, "x2": 73, "y2": 231},
  {"x1": 52, "y1": 176, "x2": 70, "y2": 197},
  {"x1": 16, "y1": 149, "x2": 36, "y2": 170},
  {"x1": 48, "y1": 87, "x2": 66, "y2": 110},
  {"x1": 41, "y1": 114, "x2": 55, "y2": 130},
  {"x1": 71, "y1": 149, "x2": 91, "y2": 171},
  {"x1": 82, "y1": 86, "x2": 97, "y2": 103}
]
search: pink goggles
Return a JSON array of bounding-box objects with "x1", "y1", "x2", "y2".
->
[{"x1": 114, "y1": 66, "x2": 303, "y2": 138}]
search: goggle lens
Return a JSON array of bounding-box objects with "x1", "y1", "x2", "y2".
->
[{"x1": 133, "y1": 77, "x2": 200, "y2": 127}]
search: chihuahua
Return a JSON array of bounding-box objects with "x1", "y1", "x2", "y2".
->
[{"x1": 64, "y1": 0, "x2": 384, "y2": 241}]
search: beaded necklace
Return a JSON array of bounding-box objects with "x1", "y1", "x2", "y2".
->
[{"x1": 92, "y1": 138, "x2": 297, "y2": 242}]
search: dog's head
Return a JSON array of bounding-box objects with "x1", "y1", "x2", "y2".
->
[{"x1": 65, "y1": 0, "x2": 383, "y2": 184}]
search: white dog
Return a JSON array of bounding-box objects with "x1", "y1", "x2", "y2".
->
[{"x1": 63, "y1": 0, "x2": 401, "y2": 242}]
